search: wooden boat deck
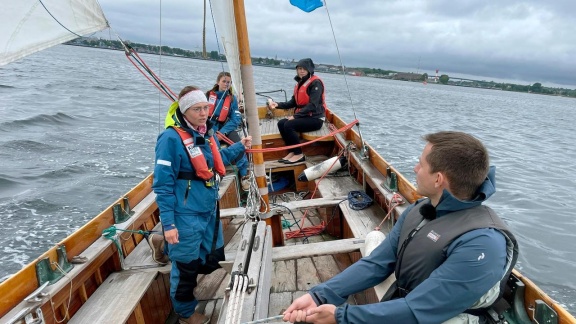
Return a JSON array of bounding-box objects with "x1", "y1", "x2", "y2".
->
[{"x1": 101, "y1": 190, "x2": 379, "y2": 323}]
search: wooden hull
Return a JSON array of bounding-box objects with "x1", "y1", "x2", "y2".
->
[{"x1": 1, "y1": 108, "x2": 573, "y2": 324}]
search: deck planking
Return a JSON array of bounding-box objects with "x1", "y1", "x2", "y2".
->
[{"x1": 113, "y1": 176, "x2": 377, "y2": 323}]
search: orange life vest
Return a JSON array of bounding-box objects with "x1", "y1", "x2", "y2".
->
[
  {"x1": 293, "y1": 75, "x2": 327, "y2": 115},
  {"x1": 207, "y1": 91, "x2": 232, "y2": 123},
  {"x1": 173, "y1": 127, "x2": 226, "y2": 181}
]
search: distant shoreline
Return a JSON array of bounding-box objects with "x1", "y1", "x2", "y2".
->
[{"x1": 65, "y1": 42, "x2": 576, "y2": 98}]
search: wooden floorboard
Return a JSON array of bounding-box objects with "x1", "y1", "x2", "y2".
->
[{"x1": 116, "y1": 178, "x2": 379, "y2": 322}]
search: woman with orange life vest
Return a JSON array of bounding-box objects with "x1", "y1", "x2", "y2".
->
[
  {"x1": 206, "y1": 72, "x2": 250, "y2": 190},
  {"x1": 268, "y1": 58, "x2": 326, "y2": 164},
  {"x1": 152, "y1": 85, "x2": 251, "y2": 324}
]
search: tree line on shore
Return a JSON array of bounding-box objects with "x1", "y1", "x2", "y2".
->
[{"x1": 67, "y1": 37, "x2": 576, "y2": 98}]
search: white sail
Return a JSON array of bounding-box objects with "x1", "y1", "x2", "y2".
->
[
  {"x1": 210, "y1": 0, "x2": 244, "y2": 99},
  {"x1": 0, "y1": 0, "x2": 108, "y2": 66}
]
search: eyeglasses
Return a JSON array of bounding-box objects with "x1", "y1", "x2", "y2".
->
[{"x1": 189, "y1": 105, "x2": 210, "y2": 113}]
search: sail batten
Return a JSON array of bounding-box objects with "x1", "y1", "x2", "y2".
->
[{"x1": 1, "y1": 0, "x2": 108, "y2": 66}]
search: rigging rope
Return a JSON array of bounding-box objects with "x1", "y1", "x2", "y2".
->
[
  {"x1": 159, "y1": 0, "x2": 164, "y2": 132},
  {"x1": 38, "y1": 0, "x2": 89, "y2": 38},
  {"x1": 322, "y1": 0, "x2": 369, "y2": 157},
  {"x1": 208, "y1": 0, "x2": 226, "y2": 71}
]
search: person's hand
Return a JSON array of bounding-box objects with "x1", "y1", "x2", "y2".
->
[
  {"x1": 164, "y1": 228, "x2": 179, "y2": 244},
  {"x1": 287, "y1": 116, "x2": 294, "y2": 120},
  {"x1": 241, "y1": 136, "x2": 252, "y2": 149},
  {"x1": 305, "y1": 304, "x2": 337, "y2": 324},
  {"x1": 268, "y1": 99, "x2": 278, "y2": 110},
  {"x1": 283, "y1": 293, "x2": 317, "y2": 322}
]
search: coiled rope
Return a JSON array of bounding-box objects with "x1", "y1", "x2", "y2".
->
[{"x1": 347, "y1": 190, "x2": 373, "y2": 210}]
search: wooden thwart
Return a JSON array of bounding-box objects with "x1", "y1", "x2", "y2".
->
[
  {"x1": 69, "y1": 271, "x2": 157, "y2": 324},
  {"x1": 220, "y1": 196, "x2": 347, "y2": 219},
  {"x1": 271, "y1": 238, "x2": 364, "y2": 261},
  {"x1": 259, "y1": 117, "x2": 334, "y2": 141}
]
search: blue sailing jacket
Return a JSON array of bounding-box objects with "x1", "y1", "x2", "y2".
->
[
  {"x1": 210, "y1": 90, "x2": 241, "y2": 135},
  {"x1": 309, "y1": 167, "x2": 509, "y2": 323},
  {"x1": 152, "y1": 117, "x2": 244, "y2": 263}
]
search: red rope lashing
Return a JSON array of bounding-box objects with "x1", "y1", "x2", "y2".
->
[
  {"x1": 216, "y1": 131, "x2": 235, "y2": 145},
  {"x1": 246, "y1": 119, "x2": 358, "y2": 154}
]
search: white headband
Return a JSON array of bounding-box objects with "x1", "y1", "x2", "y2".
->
[{"x1": 179, "y1": 90, "x2": 209, "y2": 114}]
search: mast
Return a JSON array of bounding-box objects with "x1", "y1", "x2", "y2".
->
[
  {"x1": 202, "y1": 0, "x2": 207, "y2": 58},
  {"x1": 233, "y1": 0, "x2": 284, "y2": 245}
]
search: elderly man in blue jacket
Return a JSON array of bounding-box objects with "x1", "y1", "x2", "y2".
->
[{"x1": 284, "y1": 131, "x2": 518, "y2": 324}]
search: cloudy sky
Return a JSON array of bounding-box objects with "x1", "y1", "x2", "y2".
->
[{"x1": 97, "y1": 0, "x2": 576, "y2": 88}]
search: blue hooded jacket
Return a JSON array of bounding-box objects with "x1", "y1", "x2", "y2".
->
[{"x1": 309, "y1": 167, "x2": 508, "y2": 323}]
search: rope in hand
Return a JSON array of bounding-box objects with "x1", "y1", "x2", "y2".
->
[{"x1": 241, "y1": 315, "x2": 284, "y2": 324}]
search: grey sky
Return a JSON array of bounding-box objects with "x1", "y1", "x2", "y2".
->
[{"x1": 98, "y1": 0, "x2": 576, "y2": 88}]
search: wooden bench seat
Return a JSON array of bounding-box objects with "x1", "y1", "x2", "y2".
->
[
  {"x1": 70, "y1": 174, "x2": 240, "y2": 323},
  {"x1": 259, "y1": 117, "x2": 334, "y2": 141},
  {"x1": 69, "y1": 271, "x2": 157, "y2": 324}
]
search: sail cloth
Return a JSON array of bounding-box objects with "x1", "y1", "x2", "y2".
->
[
  {"x1": 210, "y1": 0, "x2": 244, "y2": 99},
  {"x1": 290, "y1": 0, "x2": 324, "y2": 12},
  {"x1": 0, "y1": 0, "x2": 108, "y2": 66}
]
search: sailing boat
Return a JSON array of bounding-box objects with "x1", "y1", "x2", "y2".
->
[{"x1": 1, "y1": 1, "x2": 574, "y2": 323}]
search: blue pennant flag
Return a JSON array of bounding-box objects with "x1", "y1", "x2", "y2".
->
[{"x1": 290, "y1": 0, "x2": 323, "y2": 12}]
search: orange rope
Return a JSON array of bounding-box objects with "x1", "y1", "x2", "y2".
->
[
  {"x1": 284, "y1": 150, "x2": 346, "y2": 239},
  {"x1": 374, "y1": 193, "x2": 404, "y2": 231},
  {"x1": 246, "y1": 119, "x2": 358, "y2": 154},
  {"x1": 216, "y1": 131, "x2": 235, "y2": 145},
  {"x1": 328, "y1": 123, "x2": 345, "y2": 150}
]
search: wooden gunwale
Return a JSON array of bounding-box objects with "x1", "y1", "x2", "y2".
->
[
  {"x1": 512, "y1": 269, "x2": 574, "y2": 324},
  {"x1": 325, "y1": 108, "x2": 419, "y2": 204},
  {"x1": 0, "y1": 174, "x2": 156, "y2": 318}
]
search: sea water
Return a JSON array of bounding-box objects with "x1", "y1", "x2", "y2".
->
[{"x1": 1, "y1": 45, "x2": 574, "y2": 314}]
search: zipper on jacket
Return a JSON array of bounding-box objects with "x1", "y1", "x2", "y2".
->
[{"x1": 184, "y1": 180, "x2": 191, "y2": 205}]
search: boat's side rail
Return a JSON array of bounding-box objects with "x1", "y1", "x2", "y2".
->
[
  {"x1": 1, "y1": 189, "x2": 160, "y2": 323},
  {"x1": 326, "y1": 109, "x2": 420, "y2": 204}
]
